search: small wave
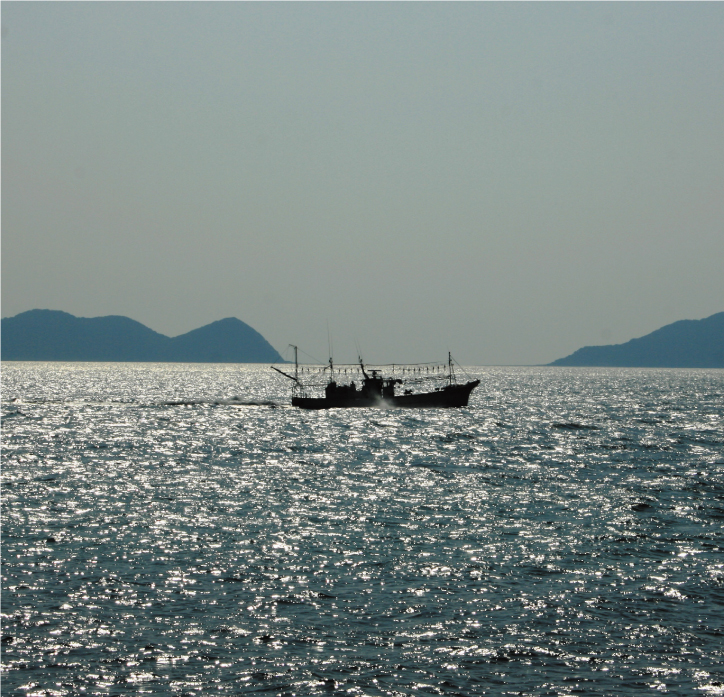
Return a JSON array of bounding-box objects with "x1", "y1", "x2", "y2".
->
[
  {"x1": 1, "y1": 408, "x2": 27, "y2": 420},
  {"x1": 551, "y1": 422, "x2": 599, "y2": 430},
  {"x1": 437, "y1": 432, "x2": 475, "y2": 443}
]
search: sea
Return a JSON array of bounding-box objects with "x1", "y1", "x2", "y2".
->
[{"x1": 2, "y1": 362, "x2": 723, "y2": 697}]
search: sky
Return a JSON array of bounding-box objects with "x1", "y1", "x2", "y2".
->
[{"x1": 2, "y1": 2, "x2": 723, "y2": 365}]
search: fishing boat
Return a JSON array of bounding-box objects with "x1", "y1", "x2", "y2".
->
[{"x1": 272, "y1": 347, "x2": 480, "y2": 409}]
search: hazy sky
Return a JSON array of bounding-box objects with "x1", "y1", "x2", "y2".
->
[{"x1": 3, "y1": 2, "x2": 723, "y2": 365}]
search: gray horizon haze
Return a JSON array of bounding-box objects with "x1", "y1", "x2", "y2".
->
[{"x1": 3, "y1": 2, "x2": 723, "y2": 365}]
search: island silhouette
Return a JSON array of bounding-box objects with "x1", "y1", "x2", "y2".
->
[
  {"x1": 1, "y1": 310, "x2": 283, "y2": 363},
  {"x1": 549, "y1": 311, "x2": 724, "y2": 368},
  {"x1": 3, "y1": 309, "x2": 722, "y2": 367}
]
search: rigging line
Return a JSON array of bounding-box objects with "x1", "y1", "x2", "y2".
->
[
  {"x1": 449, "y1": 353, "x2": 474, "y2": 381},
  {"x1": 363, "y1": 361, "x2": 443, "y2": 367},
  {"x1": 278, "y1": 344, "x2": 293, "y2": 363},
  {"x1": 296, "y1": 347, "x2": 326, "y2": 365},
  {"x1": 275, "y1": 345, "x2": 327, "y2": 366},
  {"x1": 286, "y1": 357, "x2": 449, "y2": 369}
]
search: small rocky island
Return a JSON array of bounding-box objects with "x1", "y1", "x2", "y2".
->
[
  {"x1": 549, "y1": 311, "x2": 724, "y2": 368},
  {"x1": 1, "y1": 309, "x2": 283, "y2": 363}
]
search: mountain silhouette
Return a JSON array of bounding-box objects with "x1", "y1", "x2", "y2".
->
[
  {"x1": 1, "y1": 310, "x2": 283, "y2": 363},
  {"x1": 549, "y1": 312, "x2": 724, "y2": 368}
]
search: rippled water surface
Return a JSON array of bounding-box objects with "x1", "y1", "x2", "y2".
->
[{"x1": 2, "y1": 363, "x2": 723, "y2": 696}]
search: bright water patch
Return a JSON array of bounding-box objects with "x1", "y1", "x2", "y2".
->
[{"x1": 2, "y1": 363, "x2": 723, "y2": 696}]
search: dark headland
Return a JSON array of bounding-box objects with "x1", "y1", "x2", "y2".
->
[
  {"x1": 549, "y1": 312, "x2": 724, "y2": 368},
  {"x1": 1, "y1": 310, "x2": 283, "y2": 363}
]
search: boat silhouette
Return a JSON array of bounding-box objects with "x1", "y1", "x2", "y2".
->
[{"x1": 273, "y1": 347, "x2": 479, "y2": 409}]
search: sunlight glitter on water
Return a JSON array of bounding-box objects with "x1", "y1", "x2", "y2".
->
[{"x1": 2, "y1": 363, "x2": 723, "y2": 695}]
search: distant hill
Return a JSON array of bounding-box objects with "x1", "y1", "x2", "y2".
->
[
  {"x1": 549, "y1": 312, "x2": 724, "y2": 368},
  {"x1": 1, "y1": 310, "x2": 283, "y2": 363}
]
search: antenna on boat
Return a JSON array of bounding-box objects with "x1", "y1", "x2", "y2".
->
[
  {"x1": 448, "y1": 351, "x2": 456, "y2": 386},
  {"x1": 292, "y1": 344, "x2": 298, "y2": 384}
]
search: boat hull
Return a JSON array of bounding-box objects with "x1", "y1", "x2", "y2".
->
[{"x1": 292, "y1": 380, "x2": 480, "y2": 410}]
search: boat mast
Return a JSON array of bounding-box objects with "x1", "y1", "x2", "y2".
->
[
  {"x1": 358, "y1": 355, "x2": 369, "y2": 381},
  {"x1": 327, "y1": 323, "x2": 334, "y2": 382},
  {"x1": 271, "y1": 344, "x2": 302, "y2": 395},
  {"x1": 448, "y1": 351, "x2": 456, "y2": 386}
]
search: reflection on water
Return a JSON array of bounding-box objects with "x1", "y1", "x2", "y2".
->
[{"x1": 2, "y1": 363, "x2": 723, "y2": 695}]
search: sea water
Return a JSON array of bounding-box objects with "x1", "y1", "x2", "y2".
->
[{"x1": 2, "y1": 363, "x2": 723, "y2": 696}]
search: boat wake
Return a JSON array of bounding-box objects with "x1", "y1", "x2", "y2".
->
[
  {"x1": 3, "y1": 397, "x2": 278, "y2": 408},
  {"x1": 163, "y1": 397, "x2": 278, "y2": 407}
]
